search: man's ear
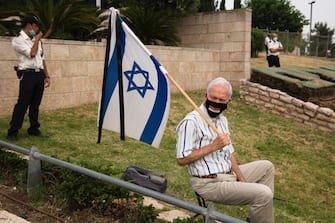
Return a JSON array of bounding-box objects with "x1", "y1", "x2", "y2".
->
[{"x1": 204, "y1": 92, "x2": 207, "y2": 99}]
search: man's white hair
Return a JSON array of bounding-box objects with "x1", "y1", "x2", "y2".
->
[{"x1": 206, "y1": 77, "x2": 232, "y2": 99}]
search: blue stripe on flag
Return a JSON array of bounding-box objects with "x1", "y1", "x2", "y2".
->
[{"x1": 140, "y1": 55, "x2": 168, "y2": 144}]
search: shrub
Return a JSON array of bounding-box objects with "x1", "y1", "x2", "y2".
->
[
  {"x1": 251, "y1": 28, "x2": 266, "y2": 58},
  {"x1": 0, "y1": 148, "x2": 27, "y2": 186}
]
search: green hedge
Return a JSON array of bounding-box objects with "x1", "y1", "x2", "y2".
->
[{"x1": 251, "y1": 28, "x2": 266, "y2": 58}]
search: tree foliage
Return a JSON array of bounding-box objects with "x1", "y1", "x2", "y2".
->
[
  {"x1": 309, "y1": 22, "x2": 335, "y2": 57},
  {"x1": 122, "y1": 0, "x2": 199, "y2": 17},
  {"x1": 244, "y1": 0, "x2": 305, "y2": 32},
  {"x1": 251, "y1": 28, "x2": 265, "y2": 57},
  {"x1": 313, "y1": 22, "x2": 334, "y2": 37},
  {"x1": 108, "y1": 0, "x2": 200, "y2": 45},
  {"x1": 198, "y1": 0, "x2": 215, "y2": 12},
  {"x1": 0, "y1": 0, "x2": 23, "y2": 35},
  {"x1": 0, "y1": 0, "x2": 100, "y2": 40},
  {"x1": 120, "y1": 3, "x2": 180, "y2": 45},
  {"x1": 29, "y1": 0, "x2": 99, "y2": 40}
]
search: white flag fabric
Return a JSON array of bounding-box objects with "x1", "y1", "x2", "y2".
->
[{"x1": 98, "y1": 8, "x2": 170, "y2": 148}]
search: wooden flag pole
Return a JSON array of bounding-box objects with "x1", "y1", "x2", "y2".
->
[{"x1": 165, "y1": 72, "x2": 221, "y2": 135}]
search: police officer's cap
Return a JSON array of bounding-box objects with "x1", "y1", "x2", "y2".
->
[{"x1": 22, "y1": 15, "x2": 42, "y2": 28}]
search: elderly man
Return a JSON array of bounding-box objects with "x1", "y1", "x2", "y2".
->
[
  {"x1": 7, "y1": 15, "x2": 50, "y2": 140},
  {"x1": 176, "y1": 77, "x2": 275, "y2": 223}
]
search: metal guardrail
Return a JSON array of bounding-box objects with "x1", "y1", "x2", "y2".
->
[{"x1": 0, "y1": 140, "x2": 246, "y2": 223}]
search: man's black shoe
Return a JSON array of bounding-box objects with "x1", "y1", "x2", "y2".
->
[
  {"x1": 28, "y1": 132, "x2": 49, "y2": 138},
  {"x1": 7, "y1": 134, "x2": 17, "y2": 141}
]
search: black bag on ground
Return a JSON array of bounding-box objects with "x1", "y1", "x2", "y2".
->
[{"x1": 122, "y1": 165, "x2": 167, "y2": 193}]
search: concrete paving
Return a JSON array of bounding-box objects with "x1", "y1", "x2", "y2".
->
[
  {"x1": 143, "y1": 196, "x2": 191, "y2": 221},
  {"x1": 0, "y1": 210, "x2": 30, "y2": 223}
]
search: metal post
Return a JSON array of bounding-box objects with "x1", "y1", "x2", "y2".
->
[
  {"x1": 286, "y1": 30, "x2": 289, "y2": 54},
  {"x1": 308, "y1": 1, "x2": 316, "y2": 55},
  {"x1": 27, "y1": 146, "x2": 42, "y2": 196},
  {"x1": 205, "y1": 202, "x2": 215, "y2": 223},
  {"x1": 296, "y1": 31, "x2": 300, "y2": 56},
  {"x1": 326, "y1": 35, "x2": 329, "y2": 58},
  {"x1": 316, "y1": 34, "x2": 319, "y2": 57}
]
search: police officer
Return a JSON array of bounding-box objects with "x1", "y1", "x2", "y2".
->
[
  {"x1": 7, "y1": 15, "x2": 51, "y2": 140},
  {"x1": 266, "y1": 33, "x2": 284, "y2": 67},
  {"x1": 264, "y1": 32, "x2": 271, "y2": 64}
]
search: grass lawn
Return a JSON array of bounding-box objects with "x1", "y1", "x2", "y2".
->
[{"x1": 0, "y1": 89, "x2": 334, "y2": 223}]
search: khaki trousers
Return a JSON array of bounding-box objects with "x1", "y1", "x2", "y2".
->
[{"x1": 191, "y1": 160, "x2": 275, "y2": 223}]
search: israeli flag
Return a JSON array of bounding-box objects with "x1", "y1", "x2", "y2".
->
[{"x1": 98, "y1": 8, "x2": 170, "y2": 148}]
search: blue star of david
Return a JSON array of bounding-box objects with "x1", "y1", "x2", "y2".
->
[{"x1": 124, "y1": 62, "x2": 154, "y2": 98}]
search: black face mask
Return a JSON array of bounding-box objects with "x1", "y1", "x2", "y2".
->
[{"x1": 205, "y1": 99, "x2": 228, "y2": 118}]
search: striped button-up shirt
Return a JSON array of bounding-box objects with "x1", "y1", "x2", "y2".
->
[{"x1": 176, "y1": 104, "x2": 234, "y2": 177}]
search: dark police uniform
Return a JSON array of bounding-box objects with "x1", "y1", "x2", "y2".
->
[{"x1": 7, "y1": 16, "x2": 49, "y2": 140}]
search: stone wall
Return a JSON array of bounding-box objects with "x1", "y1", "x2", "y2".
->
[
  {"x1": 177, "y1": 9, "x2": 251, "y2": 86},
  {"x1": 240, "y1": 80, "x2": 335, "y2": 132},
  {"x1": 0, "y1": 38, "x2": 220, "y2": 117}
]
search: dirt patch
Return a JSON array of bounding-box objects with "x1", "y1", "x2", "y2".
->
[
  {"x1": 0, "y1": 184, "x2": 114, "y2": 223},
  {"x1": 0, "y1": 184, "x2": 62, "y2": 222}
]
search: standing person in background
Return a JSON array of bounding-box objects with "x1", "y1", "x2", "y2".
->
[
  {"x1": 7, "y1": 15, "x2": 51, "y2": 141},
  {"x1": 264, "y1": 32, "x2": 271, "y2": 65},
  {"x1": 266, "y1": 33, "x2": 284, "y2": 67}
]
